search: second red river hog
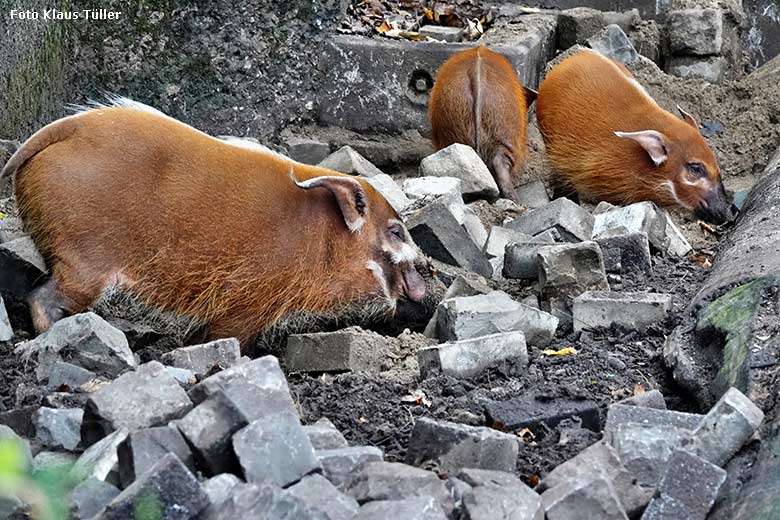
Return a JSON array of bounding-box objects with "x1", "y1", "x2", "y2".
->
[{"x1": 536, "y1": 49, "x2": 736, "y2": 224}]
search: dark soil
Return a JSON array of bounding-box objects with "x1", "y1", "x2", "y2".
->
[{"x1": 287, "y1": 250, "x2": 711, "y2": 486}]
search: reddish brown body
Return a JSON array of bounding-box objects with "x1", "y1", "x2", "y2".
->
[
  {"x1": 2, "y1": 100, "x2": 426, "y2": 344},
  {"x1": 536, "y1": 50, "x2": 734, "y2": 224},
  {"x1": 429, "y1": 47, "x2": 531, "y2": 201}
]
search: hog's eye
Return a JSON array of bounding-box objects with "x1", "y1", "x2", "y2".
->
[
  {"x1": 389, "y1": 224, "x2": 404, "y2": 241},
  {"x1": 686, "y1": 162, "x2": 707, "y2": 180}
]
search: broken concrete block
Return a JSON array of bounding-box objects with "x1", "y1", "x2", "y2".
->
[
  {"x1": 484, "y1": 395, "x2": 600, "y2": 432},
  {"x1": 618, "y1": 389, "x2": 667, "y2": 410},
  {"x1": 26, "y1": 312, "x2": 136, "y2": 382},
  {"x1": 32, "y1": 451, "x2": 78, "y2": 473},
  {"x1": 318, "y1": 145, "x2": 384, "y2": 177},
  {"x1": 603, "y1": 404, "x2": 702, "y2": 443},
  {"x1": 33, "y1": 407, "x2": 83, "y2": 451},
  {"x1": 318, "y1": 446, "x2": 384, "y2": 489},
  {"x1": 405, "y1": 417, "x2": 519, "y2": 473},
  {"x1": 506, "y1": 198, "x2": 594, "y2": 242},
  {"x1": 543, "y1": 474, "x2": 628, "y2": 520},
  {"x1": 304, "y1": 417, "x2": 349, "y2": 450},
  {"x1": 557, "y1": 7, "x2": 607, "y2": 49},
  {"x1": 457, "y1": 469, "x2": 543, "y2": 519},
  {"x1": 661, "y1": 212, "x2": 692, "y2": 257},
  {"x1": 0, "y1": 296, "x2": 11, "y2": 342},
  {"x1": 516, "y1": 179, "x2": 550, "y2": 209},
  {"x1": 188, "y1": 355, "x2": 295, "y2": 422},
  {"x1": 461, "y1": 205, "x2": 488, "y2": 250},
  {"x1": 166, "y1": 366, "x2": 197, "y2": 385},
  {"x1": 364, "y1": 173, "x2": 412, "y2": 213},
  {"x1": 572, "y1": 291, "x2": 673, "y2": 332},
  {"x1": 345, "y1": 462, "x2": 453, "y2": 513},
  {"x1": 0, "y1": 217, "x2": 25, "y2": 244},
  {"x1": 609, "y1": 423, "x2": 698, "y2": 488},
  {"x1": 233, "y1": 414, "x2": 320, "y2": 487},
  {"x1": 592, "y1": 202, "x2": 666, "y2": 245},
  {"x1": 629, "y1": 20, "x2": 662, "y2": 64},
  {"x1": 437, "y1": 291, "x2": 558, "y2": 346},
  {"x1": 641, "y1": 449, "x2": 726, "y2": 520},
  {"x1": 286, "y1": 474, "x2": 360, "y2": 520},
  {"x1": 692, "y1": 387, "x2": 764, "y2": 467},
  {"x1": 176, "y1": 390, "x2": 247, "y2": 476},
  {"x1": 538, "y1": 441, "x2": 651, "y2": 517},
  {"x1": 418, "y1": 331, "x2": 528, "y2": 379},
  {"x1": 533, "y1": 227, "x2": 563, "y2": 243},
  {"x1": 161, "y1": 338, "x2": 241, "y2": 377},
  {"x1": 47, "y1": 361, "x2": 97, "y2": 390},
  {"x1": 588, "y1": 24, "x2": 640, "y2": 65},
  {"x1": 355, "y1": 497, "x2": 447, "y2": 520},
  {"x1": 97, "y1": 453, "x2": 208, "y2": 519},
  {"x1": 117, "y1": 425, "x2": 195, "y2": 488},
  {"x1": 419, "y1": 143, "x2": 499, "y2": 201},
  {"x1": 402, "y1": 176, "x2": 463, "y2": 208},
  {"x1": 70, "y1": 428, "x2": 128, "y2": 483},
  {"x1": 202, "y1": 473, "x2": 242, "y2": 507},
  {"x1": 82, "y1": 361, "x2": 193, "y2": 444},
  {"x1": 419, "y1": 25, "x2": 464, "y2": 42},
  {"x1": 669, "y1": 56, "x2": 727, "y2": 83},
  {"x1": 0, "y1": 425, "x2": 32, "y2": 470},
  {"x1": 286, "y1": 136, "x2": 330, "y2": 165},
  {"x1": 429, "y1": 275, "x2": 493, "y2": 335},
  {"x1": 406, "y1": 200, "x2": 492, "y2": 277},
  {"x1": 538, "y1": 242, "x2": 609, "y2": 303},
  {"x1": 503, "y1": 240, "x2": 554, "y2": 280},
  {"x1": 462, "y1": 483, "x2": 544, "y2": 520},
  {"x1": 596, "y1": 232, "x2": 652, "y2": 275},
  {"x1": 668, "y1": 9, "x2": 723, "y2": 56},
  {"x1": 285, "y1": 328, "x2": 392, "y2": 374},
  {"x1": 203, "y1": 481, "x2": 320, "y2": 519},
  {"x1": 0, "y1": 236, "x2": 46, "y2": 297},
  {"x1": 70, "y1": 478, "x2": 120, "y2": 520},
  {"x1": 483, "y1": 226, "x2": 533, "y2": 259}
]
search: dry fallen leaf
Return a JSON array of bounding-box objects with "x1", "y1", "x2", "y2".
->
[
  {"x1": 633, "y1": 383, "x2": 648, "y2": 396},
  {"x1": 376, "y1": 20, "x2": 394, "y2": 34},
  {"x1": 401, "y1": 389, "x2": 432, "y2": 407},
  {"x1": 517, "y1": 428, "x2": 536, "y2": 443},
  {"x1": 542, "y1": 347, "x2": 578, "y2": 356},
  {"x1": 358, "y1": 416, "x2": 369, "y2": 424}
]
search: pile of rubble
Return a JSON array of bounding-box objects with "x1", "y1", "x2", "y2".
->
[
  {"x1": 0, "y1": 129, "x2": 768, "y2": 520},
  {"x1": 0, "y1": 311, "x2": 764, "y2": 518}
]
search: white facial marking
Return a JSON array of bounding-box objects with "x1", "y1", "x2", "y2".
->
[
  {"x1": 366, "y1": 260, "x2": 391, "y2": 301},
  {"x1": 663, "y1": 180, "x2": 692, "y2": 209},
  {"x1": 390, "y1": 242, "x2": 418, "y2": 264}
]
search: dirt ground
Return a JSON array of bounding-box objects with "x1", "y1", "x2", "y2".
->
[{"x1": 285, "y1": 245, "x2": 710, "y2": 485}]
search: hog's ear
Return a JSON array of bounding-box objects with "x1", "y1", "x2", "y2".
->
[
  {"x1": 677, "y1": 104, "x2": 699, "y2": 129},
  {"x1": 294, "y1": 174, "x2": 368, "y2": 232},
  {"x1": 614, "y1": 130, "x2": 668, "y2": 166}
]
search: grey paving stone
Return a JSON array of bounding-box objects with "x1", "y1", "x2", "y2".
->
[{"x1": 405, "y1": 417, "x2": 519, "y2": 473}]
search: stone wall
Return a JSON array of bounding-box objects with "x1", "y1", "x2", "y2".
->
[
  {"x1": 743, "y1": 0, "x2": 780, "y2": 69},
  {"x1": 1, "y1": 0, "x2": 346, "y2": 141},
  {"x1": 0, "y1": 0, "x2": 71, "y2": 141}
]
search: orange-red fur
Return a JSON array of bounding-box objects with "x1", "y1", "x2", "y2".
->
[
  {"x1": 537, "y1": 50, "x2": 723, "y2": 213},
  {"x1": 6, "y1": 106, "x2": 412, "y2": 344},
  {"x1": 429, "y1": 47, "x2": 529, "y2": 200}
]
